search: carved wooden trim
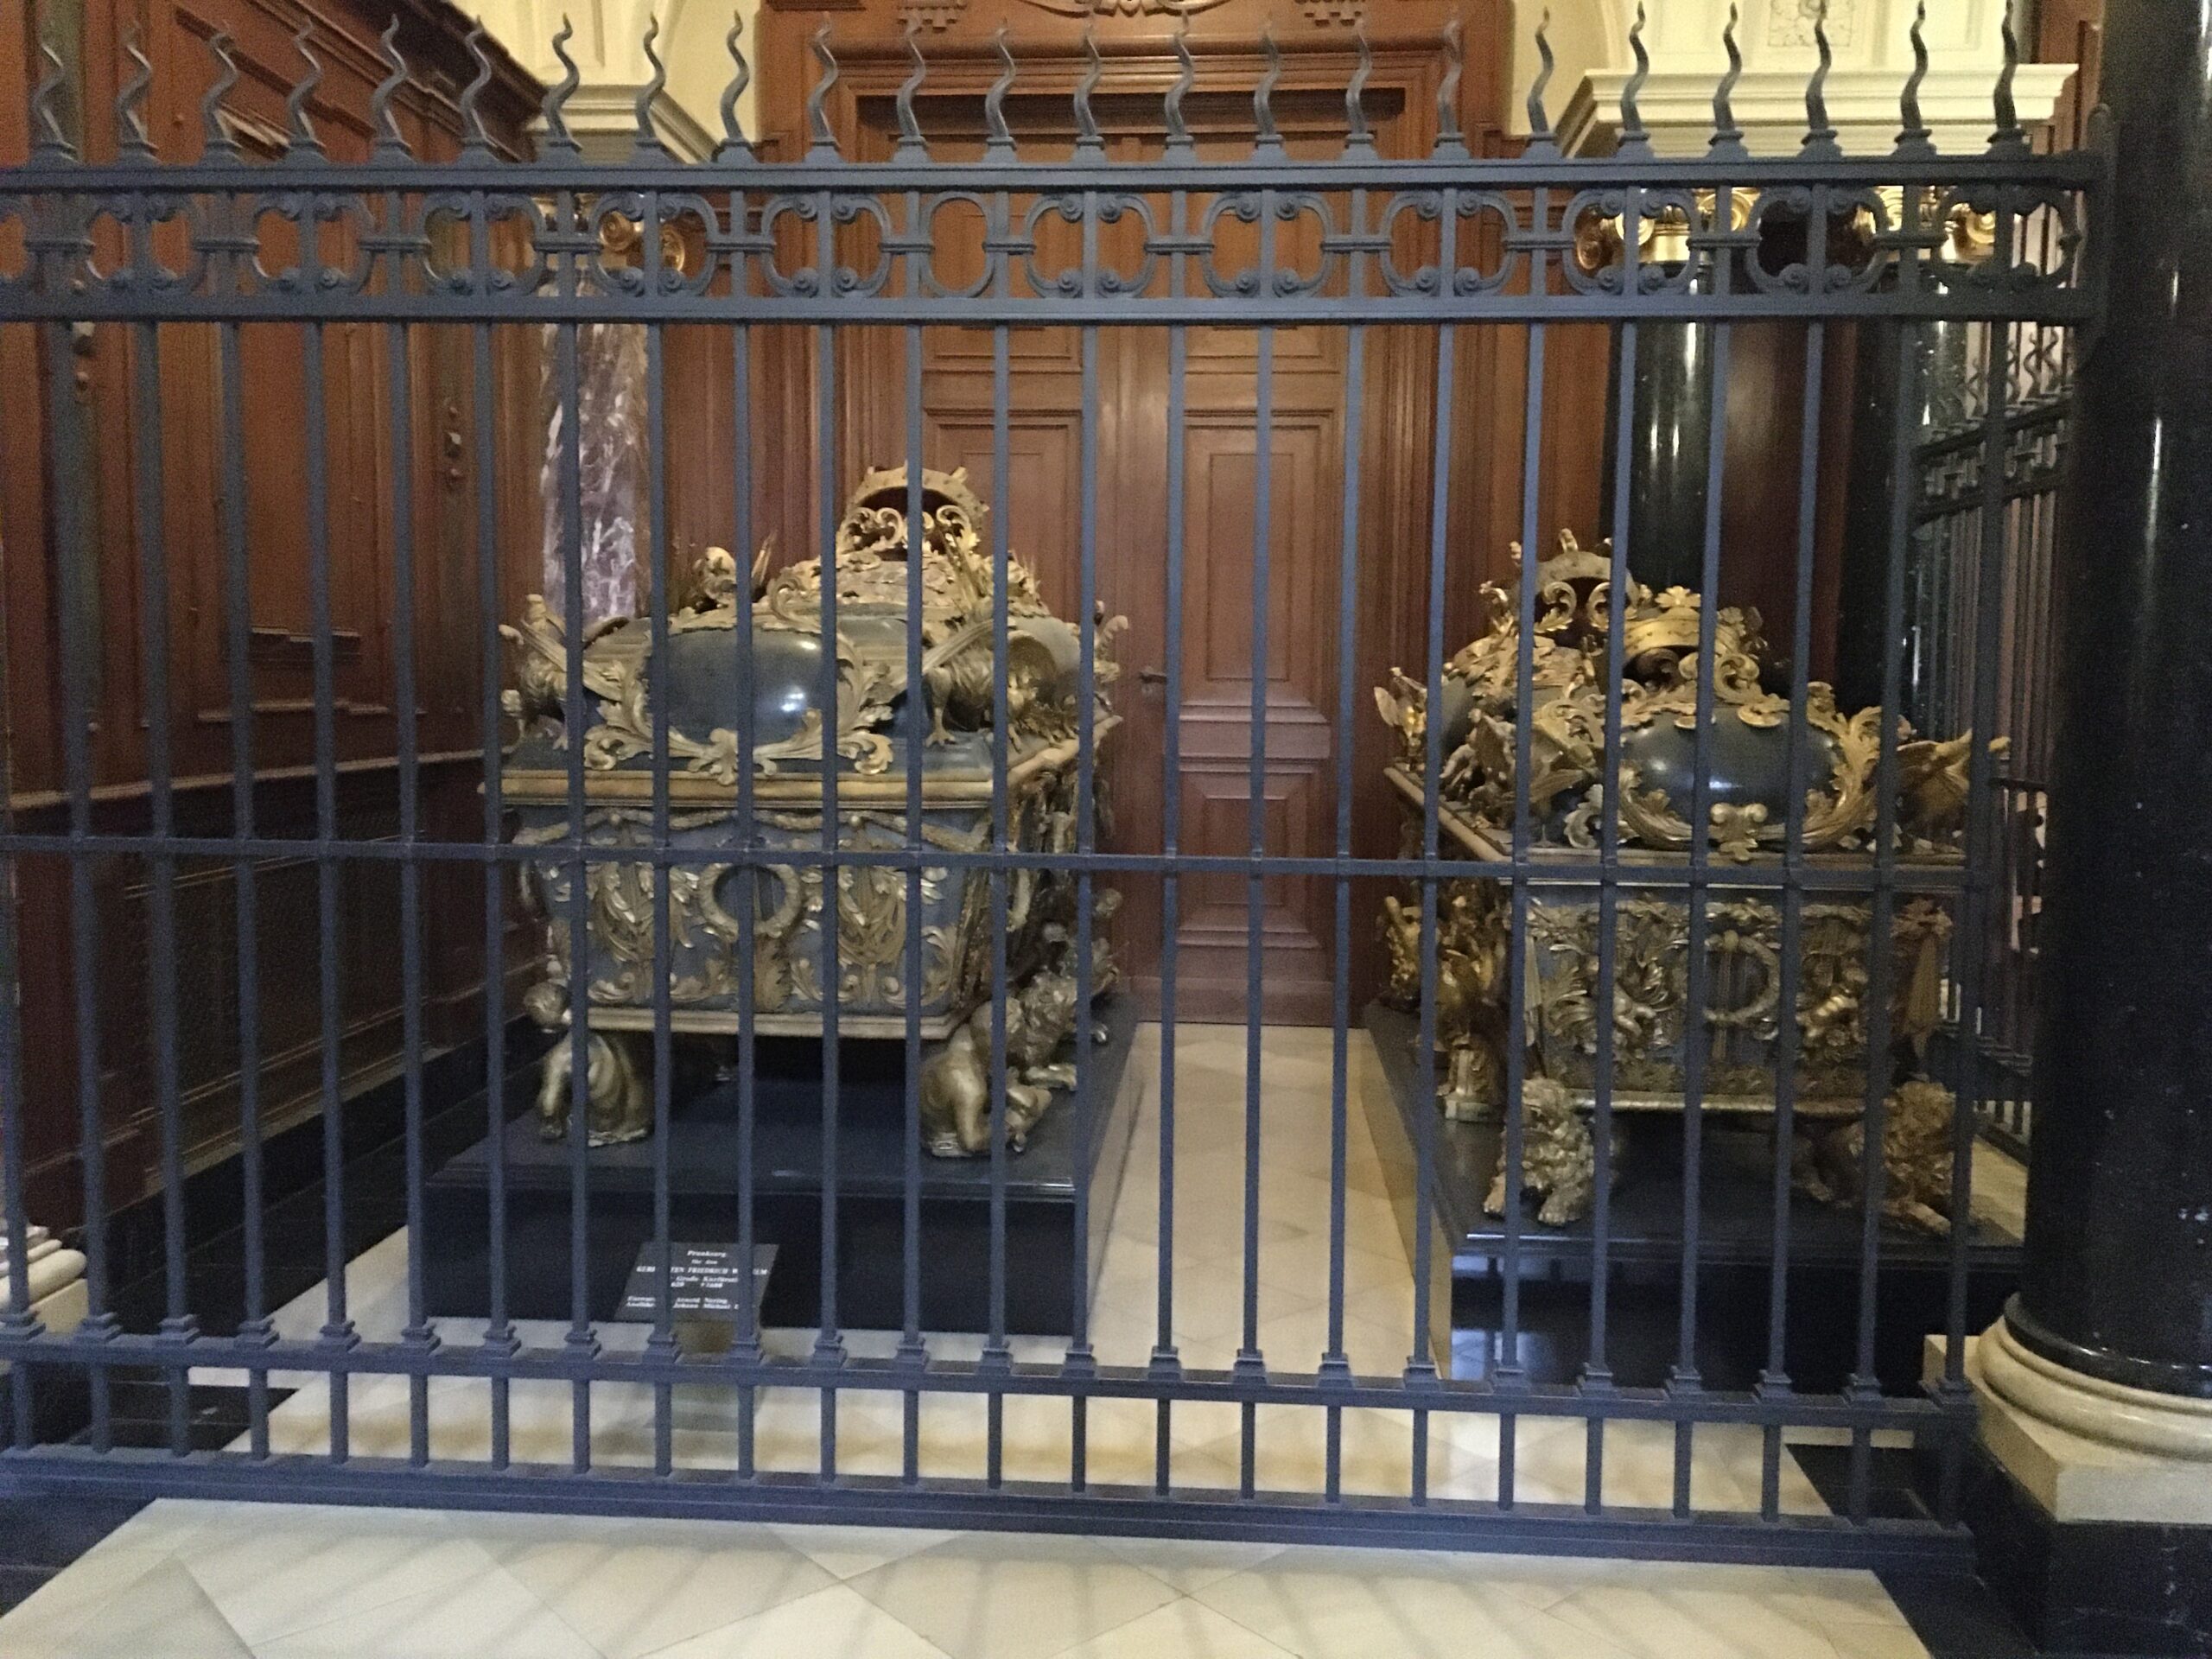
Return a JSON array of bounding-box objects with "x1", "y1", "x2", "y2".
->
[
  {"x1": 1013, "y1": 0, "x2": 1230, "y2": 16},
  {"x1": 902, "y1": 0, "x2": 969, "y2": 27}
]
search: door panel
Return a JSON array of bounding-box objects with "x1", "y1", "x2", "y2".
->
[{"x1": 838, "y1": 60, "x2": 1422, "y2": 1023}]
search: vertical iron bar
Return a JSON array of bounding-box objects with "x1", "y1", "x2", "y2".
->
[
  {"x1": 899, "y1": 313, "x2": 927, "y2": 1483},
  {"x1": 219, "y1": 317, "x2": 274, "y2": 1457},
  {"x1": 305, "y1": 321, "x2": 358, "y2": 1465},
  {"x1": 1237, "y1": 187, "x2": 1278, "y2": 1503},
  {"x1": 0, "y1": 666, "x2": 28, "y2": 1447},
  {"x1": 474, "y1": 317, "x2": 517, "y2": 1470},
  {"x1": 1503, "y1": 289, "x2": 1551, "y2": 1508},
  {"x1": 48, "y1": 318, "x2": 116, "y2": 1452},
  {"x1": 387, "y1": 305, "x2": 434, "y2": 1470},
  {"x1": 1762, "y1": 321, "x2": 1827, "y2": 1519},
  {"x1": 645, "y1": 266, "x2": 678, "y2": 1477},
  {"x1": 1152, "y1": 216, "x2": 1191, "y2": 1495},
  {"x1": 813, "y1": 295, "x2": 846, "y2": 1484},
  {"x1": 729, "y1": 312, "x2": 762, "y2": 1482},
  {"x1": 1320, "y1": 183, "x2": 1370, "y2": 1507},
  {"x1": 1847, "y1": 276, "x2": 1923, "y2": 1523},
  {"x1": 1410, "y1": 191, "x2": 1460, "y2": 1508},
  {"x1": 134, "y1": 315, "x2": 195, "y2": 1454},
  {"x1": 1671, "y1": 300, "x2": 1734, "y2": 1517},
  {"x1": 1937, "y1": 310, "x2": 2015, "y2": 1522},
  {"x1": 984, "y1": 307, "x2": 1012, "y2": 1486},
  {"x1": 556, "y1": 294, "x2": 598, "y2": 1474},
  {"x1": 1068, "y1": 201, "x2": 1103, "y2": 1488},
  {"x1": 1586, "y1": 190, "x2": 1643, "y2": 1510},
  {"x1": 0, "y1": 527, "x2": 30, "y2": 1445}
]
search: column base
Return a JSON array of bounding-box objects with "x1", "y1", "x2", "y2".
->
[{"x1": 1932, "y1": 1324, "x2": 2212, "y2": 1655}]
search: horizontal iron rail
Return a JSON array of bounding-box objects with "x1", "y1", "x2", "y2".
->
[
  {"x1": 0, "y1": 154, "x2": 2106, "y2": 194},
  {"x1": 0, "y1": 293, "x2": 2101, "y2": 326},
  {"x1": 0, "y1": 1332, "x2": 1962, "y2": 1429},
  {"x1": 0, "y1": 829, "x2": 1975, "y2": 890},
  {"x1": 0, "y1": 1448, "x2": 1976, "y2": 1571}
]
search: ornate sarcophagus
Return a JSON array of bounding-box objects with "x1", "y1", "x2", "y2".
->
[
  {"x1": 503, "y1": 467, "x2": 1121, "y2": 1156},
  {"x1": 1375, "y1": 532, "x2": 1980, "y2": 1230}
]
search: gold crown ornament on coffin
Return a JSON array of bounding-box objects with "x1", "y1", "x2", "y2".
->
[
  {"x1": 1374, "y1": 532, "x2": 1996, "y2": 1234},
  {"x1": 502, "y1": 466, "x2": 1125, "y2": 1157}
]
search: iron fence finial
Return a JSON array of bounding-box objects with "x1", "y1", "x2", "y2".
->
[
  {"x1": 634, "y1": 15, "x2": 670, "y2": 157},
  {"x1": 543, "y1": 16, "x2": 582, "y2": 155},
  {"x1": 200, "y1": 29, "x2": 242, "y2": 160},
  {"x1": 117, "y1": 29, "x2": 155, "y2": 161},
  {"x1": 371, "y1": 18, "x2": 413, "y2": 159},
  {"x1": 1255, "y1": 23, "x2": 1284, "y2": 157},
  {"x1": 1076, "y1": 22, "x2": 1104, "y2": 156},
  {"x1": 31, "y1": 36, "x2": 73, "y2": 163},
  {"x1": 1344, "y1": 17, "x2": 1376, "y2": 159},
  {"x1": 1436, "y1": 16, "x2": 1468, "y2": 159},
  {"x1": 983, "y1": 25, "x2": 1017, "y2": 161},
  {"x1": 1618, "y1": 4, "x2": 1651, "y2": 157},
  {"x1": 807, "y1": 22, "x2": 843, "y2": 159},
  {"x1": 896, "y1": 16, "x2": 929, "y2": 160},
  {"x1": 1524, "y1": 10, "x2": 1557, "y2": 158},
  {"x1": 1896, "y1": 2, "x2": 1934, "y2": 158},
  {"x1": 1710, "y1": 5, "x2": 1746, "y2": 160},
  {"x1": 1991, "y1": 0, "x2": 2028, "y2": 155},
  {"x1": 1802, "y1": 1, "x2": 1840, "y2": 159},
  {"x1": 287, "y1": 22, "x2": 327, "y2": 159},
  {"x1": 720, "y1": 11, "x2": 754, "y2": 160},
  {"x1": 458, "y1": 21, "x2": 495, "y2": 157},
  {"x1": 1165, "y1": 13, "x2": 1196, "y2": 156}
]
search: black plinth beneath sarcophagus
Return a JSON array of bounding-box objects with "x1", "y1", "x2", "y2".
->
[
  {"x1": 1360, "y1": 1004, "x2": 2022, "y2": 1394},
  {"x1": 423, "y1": 999, "x2": 1141, "y2": 1336}
]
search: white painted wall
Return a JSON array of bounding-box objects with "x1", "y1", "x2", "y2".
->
[
  {"x1": 1504, "y1": 0, "x2": 2075, "y2": 156},
  {"x1": 476, "y1": 0, "x2": 762, "y2": 160}
]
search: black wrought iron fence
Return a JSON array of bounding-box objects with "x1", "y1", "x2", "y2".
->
[
  {"x1": 1906, "y1": 321, "x2": 2070, "y2": 1161},
  {"x1": 0, "y1": 8, "x2": 2102, "y2": 1567}
]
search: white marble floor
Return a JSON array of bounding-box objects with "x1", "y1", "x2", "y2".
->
[{"x1": 0, "y1": 1025, "x2": 1965, "y2": 1657}]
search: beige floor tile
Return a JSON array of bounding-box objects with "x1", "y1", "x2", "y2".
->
[
  {"x1": 1055, "y1": 1597, "x2": 1297, "y2": 1659},
  {"x1": 172, "y1": 1502, "x2": 499, "y2": 1647},
  {"x1": 1247, "y1": 1235, "x2": 1413, "y2": 1304},
  {"x1": 1093, "y1": 1536, "x2": 1289, "y2": 1594},
  {"x1": 1777, "y1": 1567, "x2": 1915, "y2": 1626},
  {"x1": 645, "y1": 1582, "x2": 953, "y2": 1658},
  {"x1": 249, "y1": 1562, "x2": 601, "y2": 1659},
  {"x1": 0, "y1": 1545, "x2": 180, "y2": 1656},
  {"x1": 471, "y1": 1513, "x2": 833, "y2": 1658},
  {"x1": 0, "y1": 1560, "x2": 251, "y2": 1659},
  {"x1": 1546, "y1": 1575, "x2": 1853, "y2": 1659},
  {"x1": 769, "y1": 1524, "x2": 963, "y2": 1581},
  {"x1": 846, "y1": 1533, "x2": 1181, "y2": 1659},
  {"x1": 1823, "y1": 1623, "x2": 1933, "y2": 1659},
  {"x1": 1191, "y1": 1546, "x2": 1632, "y2": 1659}
]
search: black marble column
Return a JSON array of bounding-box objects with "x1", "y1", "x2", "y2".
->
[
  {"x1": 1598, "y1": 321, "x2": 1714, "y2": 591},
  {"x1": 2012, "y1": 0, "x2": 2212, "y2": 1400},
  {"x1": 1832, "y1": 318, "x2": 1972, "y2": 720}
]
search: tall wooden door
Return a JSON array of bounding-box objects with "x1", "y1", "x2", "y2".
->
[{"x1": 798, "y1": 6, "x2": 1488, "y2": 1022}]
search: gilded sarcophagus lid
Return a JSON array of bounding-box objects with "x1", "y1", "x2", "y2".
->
[
  {"x1": 1376, "y1": 533, "x2": 1985, "y2": 1226},
  {"x1": 502, "y1": 467, "x2": 1122, "y2": 1151}
]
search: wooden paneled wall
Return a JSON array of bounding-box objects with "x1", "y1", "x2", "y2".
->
[{"x1": 1, "y1": 0, "x2": 542, "y2": 1226}]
